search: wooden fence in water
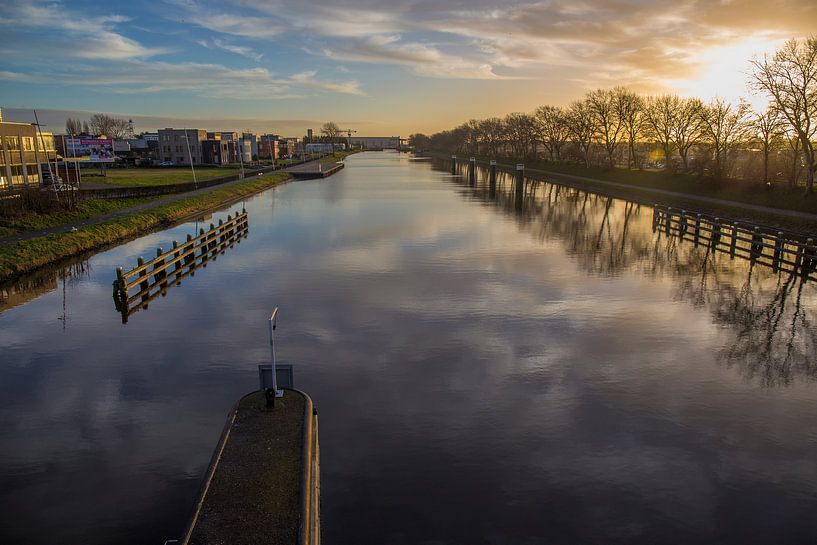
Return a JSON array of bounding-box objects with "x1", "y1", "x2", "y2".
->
[
  {"x1": 112, "y1": 210, "x2": 248, "y2": 322},
  {"x1": 652, "y1": 205, "x2": 816, "y2": 280}
]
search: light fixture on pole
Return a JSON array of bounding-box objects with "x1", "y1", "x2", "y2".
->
[{"x1": 182, "y1": 128, "x2": 198, "y2": 189}]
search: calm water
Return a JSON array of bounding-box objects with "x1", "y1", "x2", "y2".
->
[{"x1": 1, "y1": 152, "x2": 816, "y2": 544}]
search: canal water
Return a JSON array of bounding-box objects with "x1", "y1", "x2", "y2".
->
[{"x1": 1, "y1": 151, "x2": 816, "y2": 545}]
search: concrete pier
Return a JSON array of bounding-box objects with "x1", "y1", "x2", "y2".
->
[{"x1": 183, "y1": 390, "x2": 320, "y2": 545}]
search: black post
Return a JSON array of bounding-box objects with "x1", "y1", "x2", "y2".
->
[
  {"x1": 451, "y1": 155, "x2": 457, "y2": 175},
  {"x1": 515, "y1": 163, "x2": 524, "y2": 209},
  {"x1": 468, "y1": 157, "x2": 476, "y2": 186},
  {"x1": 489, "y1": 160, "x2": 497, "y2": 196}
]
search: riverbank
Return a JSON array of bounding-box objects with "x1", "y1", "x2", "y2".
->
[
  {"x1": 0, "y1": 171, "x2": 290, "y2": 282},
  {"x1": 430, "y1": 152, "x2": 817, "y2": 232}
]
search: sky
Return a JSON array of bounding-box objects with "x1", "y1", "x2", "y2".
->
[{"x1": 1, "y1": 0, "x2": 816, "y2": 136}]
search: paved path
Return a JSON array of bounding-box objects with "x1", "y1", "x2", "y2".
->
[{"x1": 0, "y1": 160, "x2": 322, "y2": 246}]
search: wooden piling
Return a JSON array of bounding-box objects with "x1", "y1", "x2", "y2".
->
[
  {"x1": 489, "y1": 160, "x2": 497, "y2": 195},
  {"x1": 515, "y1": 164, "x2": 524, "y2": 208},
  {"x1": 468, "y1": 157, "x2": 476, "y2": 186},
  {"x1": 451, "y1": 155, "x2": 457, "y2": 175}
]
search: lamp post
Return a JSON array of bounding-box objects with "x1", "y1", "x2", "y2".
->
[{"x1": 182, "y1": 128, "x2": 198, "y2": 189}]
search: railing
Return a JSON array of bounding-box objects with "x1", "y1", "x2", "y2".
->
[
  {"x1": 112, "y1": 210, "x2": 249, "y2": 322},
  {"x1": 652, "y1": 205, "x2": 816, "y2": 279}
]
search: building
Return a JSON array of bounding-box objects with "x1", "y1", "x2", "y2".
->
[
  {"x1": 158, "y1": 128, "x2": 207, "y2": 165},
  {"x1": 348, "y1": 136, "x2": 401, "y2": 150},
  {"x1": 258, "y1": 134, "x2": 296, "y2": 160},
  {"x1": 1, "y1": 113, "x2": 57, "y2": 191},
  {"x1": 242, "y1": 132, "x2": 258, "y2": 161},
  {"x1": 305, "y1": 143, "x2": 345, "y2": 153},
  {"x1": 202, "y1": 138, "x2": 239, "y2": 165}
]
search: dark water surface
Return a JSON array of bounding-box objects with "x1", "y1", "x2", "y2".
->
[{"x1": 2, "y1": 152, "x2": 816, "y2": 544}]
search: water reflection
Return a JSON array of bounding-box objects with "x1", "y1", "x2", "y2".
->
[
  {"x1": 1, "y1": 152, "x2": 817, "y2": 545},
  {"x1": 112, "y1": 212, "x2": 249, "y2": 323},
  {"x1": 1, "y1": 261, "x2": 91, "y2": 320},
  {"x1": 443, "y1": 158, "x2": 816, "y2": 386}
]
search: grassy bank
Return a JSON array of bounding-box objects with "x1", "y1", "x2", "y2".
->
[
  {"x1": 0, "y1": 196, "x2": 158, "y2": 236},
  {"x1": 319, "y1": 150, "x2": 358, "y2": 165},
  {"x1": 0, "y1": 172, "x2": 290, "y2": 281},
  {"x1": 83, "y1": 167, "x2": 240, "y2": 187},
  {"x1": 447, "y1": 153, "x2": 817, "y2": 216}
]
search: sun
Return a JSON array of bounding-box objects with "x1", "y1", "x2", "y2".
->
[{"x1": 666, "y1": 37, "x2": 786, "y2": 109}]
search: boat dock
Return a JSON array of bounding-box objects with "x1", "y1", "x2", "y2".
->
[{"x1": 287, "y1": 160, "x2": 345, "y2": 180}]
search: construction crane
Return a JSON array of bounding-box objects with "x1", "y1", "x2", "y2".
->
[{"x1": 342, "y1": 129, "x2": 357, "y2": 150}]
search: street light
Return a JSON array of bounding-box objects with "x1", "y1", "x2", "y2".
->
[{"x1": 181, "y1": 128, "x2": 198, "y2": 189}]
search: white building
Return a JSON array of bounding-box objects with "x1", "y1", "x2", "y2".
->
[{"x1": 348, "y1": 136, "x2": 400, "y2": 150}]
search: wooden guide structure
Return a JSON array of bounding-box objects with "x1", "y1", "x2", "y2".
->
[
  {"x1": 112, "y1": 210, "x2": 249, "y2": 323},
  {"x1": 652, "y1": 205, "x2": 815, "y2": 280}
]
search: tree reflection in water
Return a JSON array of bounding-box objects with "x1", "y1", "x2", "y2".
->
[{"x1": 448, "y1": 160, "x2": 816, "y2": 387}]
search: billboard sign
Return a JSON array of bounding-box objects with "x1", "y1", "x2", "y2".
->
[{"x1": 65, "y1": 138, "x2": 115, "y2": 162}]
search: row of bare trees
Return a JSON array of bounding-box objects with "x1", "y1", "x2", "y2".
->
[
  {"x1": 65, "y1": 114, "x2": 132, "y2": 139},
  {"x1": 410, "y1": 36, "x2": 817, "y2": 192}
]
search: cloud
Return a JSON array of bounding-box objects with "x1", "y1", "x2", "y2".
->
[
  {"x1": 199, "y1": 38, "x2": 264, "y2": 62},
  {"x1": 0, "y1": 0, "x2": 165, "y2": 60},
  {"x1": 321, "y1": 35, "x2": 512, "y2": 80},
  {"x1": 0, "y1": 59, "x2": 362, "y2": 99}
]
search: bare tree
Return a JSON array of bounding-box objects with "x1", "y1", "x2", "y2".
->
[
  {"x1": 699, "y1": 98, "x2": 751, "y2": 181},
  {"x1": 81, "y1": 121, "x2": 90, "y2": 135},
  {"x1": 65, "y1": 118, "x2": 83, "y2": 135},
  {"x1": 750, "y1": 36, "x2": 817, "y2": 192},
  {"x1": 504, "y1": 113, "x2": 537, "y2": 159},
  {"x1": 478, "y1": 117, "x2": 505, "y2": 157},
  {"x1": 672, "y1": 97, "x2": 705, "y2": 171},
  {"x1": 567, "y1": 100, "x2": 597, "y2": 168},
  {"x1": 586, "y1": 88, "x2": 624, "y2": 168},
  {"x1": 88, "y1": 113, "x2": 130, "y2": 138},
  {"x1": 321, "y1": 121, "x2": 342, "y2": 154},
  {"x1": 751, "y1": 107, "x2": 785, "y2": 184},
  {"x1": 614, "y1": 87, "x2": 645, "y2": 169},
  {"x1": 643, "y1": 95, "x2": 677, "y2": 170},
  {"x1": 534, "y1": 105, "x2": 570, "y2": 161}
]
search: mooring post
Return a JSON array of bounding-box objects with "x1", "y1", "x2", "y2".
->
[
  {"x1": 468, "y1": 157, "x2": 476, "y2": 186},
  {"x1": 773, "y1": 232, "x2": 784, "y2": 270},
  {"x1": 694, "y1": 214, "x2": 701, "y2": 246},
  {"x1": 451, "y1": 155, "x2": 457, "y2": 175},
  {"x1": 805, "y1": 238, "x2": 815, "y2": 277},
  {"x1": 665, "y1": 207, "x2": 672, "y2": 236},
  {"x1": 137, "y1": 257, "x2": 148, "y2": 303},
  {"x1": 154, "y1": 247, "x2": 166, "y2": 288},
  {"x1": 679, "y1": 210, "x2": 688, "y2": 236},
  {"x1": 172, "y1": 240, "x2": 181, "y2": 279},
  {"x1": 489, "y1": 160, "x2": 497, "y2": 195},
  {"x1": 711, "y1": 218, "x2": 721, "y2": 248},
  {"x1": 651, "y1": 205, "x2": 659, "y2": 232},
  {"x1": 751, "y1": 227, "x2": 763, "y2": 259},
  {"x1": 730, "y1": 222, "x2": 739, "y2": 258},
  {"x1": 515, "y1": 164, "x2": 524, "y2": 208},
  {"x1": 185, "y1": 234, "x2": 194, "y2": 265}
]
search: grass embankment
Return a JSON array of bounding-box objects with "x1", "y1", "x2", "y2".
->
[
  {"x1": 84, "y1": 167, "x2": 240, "y2": 187},
  {"x1": 0, "y1": 172, "x2": 290, "y2": 281},
  {"x1": 0, "y1": 197, "x2": 158, "y2": 236},
  {"x1": 456, "y1": 153, "x2": 817, "y2": 217},
  {"x1": 319, "y1": 150, "x2": 357, "y2": 165}
]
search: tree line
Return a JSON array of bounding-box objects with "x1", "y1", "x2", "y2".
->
[
  {"x1": 410, "y1": 36, "x2": 817, "y2": 192},
  {"x1": 65, "y1": 114, "x2": 133, "y2": 139}
]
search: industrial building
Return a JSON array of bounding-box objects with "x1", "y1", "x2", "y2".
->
[{"x1": 348, "y1": 136, "x2": 401, "y2": 150}]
